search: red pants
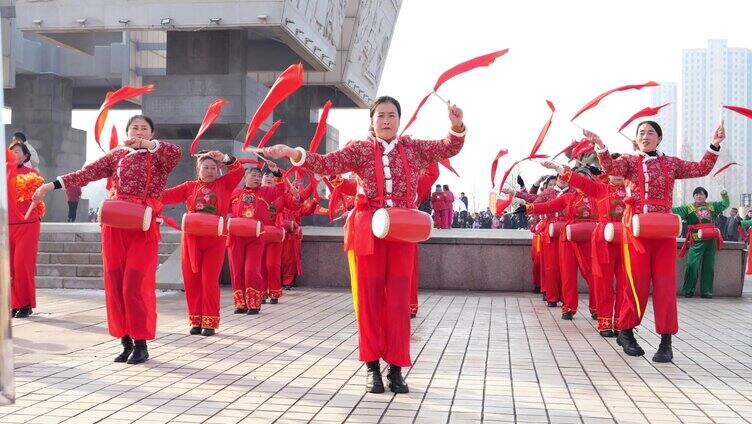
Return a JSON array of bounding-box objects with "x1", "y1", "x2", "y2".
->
[
  {"x1": 443, "y1": 209, "x2": 453, "y2": 228},
  {"x1": 281, "y1": 234, "x2": 302, "y2": 287},
  {"x1": 542, "y1": 237, "x2": 561, "y2": 302},
  {"x1": 101, "y1": 225, "x2": 159, "y2": 340},
  {"x1": 409, "y1": 249, "x2": 419, "y2": 315},
  {"x1": 559, "y1": 238, "x2": 597, "y2": 314},
  {"x1": 617, "y1": 238, "x2": 678, "y2": 334},
  {"x1": 181, "y1": 234, "x2": 224, "y2": 329},
  {"x1": 433, "y1": 210, "x2": 444, "y2": 228},
  {"x1": 10, "y1": 221, "x2": 41, "y2": 309},
  {"x1": 594, "y1": 243, "x2": 626, "y2": 331},
  {"x1": 265, "y1": 239, "x2": 284, "y2": 300},
  {"x1": 228, "y1": 235, "x2": 265, "y2": 310},
  {"x1": 356, "y1": 238, "x2": 415, "y2": 367},
  {"x1": 531, "y1": 234, "x2": 542, "y2": 290}
]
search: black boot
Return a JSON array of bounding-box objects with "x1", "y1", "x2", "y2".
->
[
  {"x1": 387, "y1": 364, "x2": 409, "y2": 394},
  {"x1": 201, "y1": 328, "x2": 215, "y2": 337},
  {"x1": 590, "y1": 312, "x2": 598, "y2": 320},
  {"x1": 269, "y1": 298, "x2": 279, "y2": 304},
  {"x1": 234, "y1": 308, "x2": 248, "y2": 314},
  {"x1": 189, "y1": 327, "x2": 202, "y2": 335},
  {"x1": 652, "y1": 334, "x2": 673, "y2": 363},
  {"x1": 533, "y1": 286, "x2": 541, "y2": 294},
  {"x1": 15, "y1": 305, "x2": 32, "y2": 318},
  {"x1": 616, "y1": 328, "x2": 645, "y2": 356},
  {"x1": 599, "y1": 330, "x2": 615, "y2": 338},
  {"x1": 114, "y1": 336, "x2": 134, "y2": 363},
  {"x1": 247, "y1": 309, "x2": 259, "y2": 315},
  {"x1": 366, "y1": 361, "x2": 384, "y2": 393},
  {"x1": 127, "y1": 340, "x2": 149, "y2": 364},
  {"x1": 546, "y1": 301, "x2": 558, "y2": 307},
  {"x1": 561, "y1": 311, "x2": 574, "y2": 320},
  {"x1": 11, "y1": 308, "x2": 18, "y2": 318}
]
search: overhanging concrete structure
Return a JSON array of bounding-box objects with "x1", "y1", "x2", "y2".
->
[{"x1": 1, "y1": 0, "x2": 402, "y2": 221}]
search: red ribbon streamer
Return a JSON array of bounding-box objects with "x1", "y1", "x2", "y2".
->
[
  {"x1": 257, "y1": 120, "x2": 282, "y2": 149},
  {"x1": 498, "y1": 154, "x2": 549, "y2": 194},
  {"x1": 529, "y1": 100, "x2": 555, "y2": 157},
  {"x1": 243, "y1": 63, "x2": 304, "y2": 149},
  {"x1": 401, "y1": 49, "x2": 509, "y2": 135},
  {"x1": 569, "y1": 139, "x2": 594, "y2": 159},
  {"x1": 713, "y1": 162, "x2": 739, "y2": 177},
  {"x1": 571, "y1": 81, "x2": 658, "y2": 122},
  {"x1": 439, "y1": 158, "x2": 460, "y2": 178},
  {"x1": 237, "y1": 158, "x2": 263, "y2": 167},
  {"x1": 723, "y1": 105, "x2": 752, "y2": 120},
  {"x1": 105, "y1": 125, "x2": 119, "y2": 192},
  {"x1": 552, "y1": 140, "x2": 580, "y2": 160},
  {"x1": 490, "y1": 148, "x2": 509, "y2": 187},
  {"x1": 308, "y1": 100, "x2": 333, "y2": 153},
  {"x1": 94, "y1": 85, "x2": 155, "y2": 150},
  {"x1": 190, "y1": 99, "x2": 229, "y2": 155},
  {"x1": 618, "y1": 103, "x2": 670, "y2": 132}
]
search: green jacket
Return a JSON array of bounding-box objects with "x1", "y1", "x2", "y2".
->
[{"x1": 672, "y1": 191, "x2": 729, "y2": 240}]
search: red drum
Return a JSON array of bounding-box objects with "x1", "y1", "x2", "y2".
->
[
  {"x1": 98, "y1": 199, "x2": 153, "y2": 231},
  {"x1": 566, "y1": 222, "x2": 597, "y2": 242},
  {"x1": 182, "y1": 213, "x2": 224, "y2": 236},
  {"x1": 371, "y1": 207, "x2": 432, "y2": 243},
  {"x1": 261, "y1": 226, "x2": 285, "y2": 243},
  {"x1": 227, "y1": 217, "x2": 262, "y2": 238},
  {"x1": 631, "y1": 213, "x2": 681, "y2": 239},
  {"x1": 697, "y1": 227, "x2": 722, "y2": 240},
  {"x1": 604, "y1": 222, "x2": 623, "y2": 243},
  {"x1": 548, "y1": 221, "x2": 566, "y2": 238}
]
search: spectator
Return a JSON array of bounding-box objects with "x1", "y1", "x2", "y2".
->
[
  {"x1": 722, "y1": 207, "x2": 742, "y2": 241},
  {"x1": 11, "y1": 132, "x2": 40, "y2": 170},
  {"x1": 65, "y1": 185, "x2": 82, "y2": 222},
  {"x1": 459, "y1": 192, "x2": 469, "y2": 210}
]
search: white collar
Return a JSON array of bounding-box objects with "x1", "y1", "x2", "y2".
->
[
  {"x1": 377, "y1": 136, "x2": 398, "y2": 155},
  {"x1": 638, "y1": 150, "x2": 664, "y2": 158}
]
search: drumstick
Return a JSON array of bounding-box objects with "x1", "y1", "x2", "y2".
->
[
  {"x1": 431, "y1": 91, "x2": 451, "y2": 106},
  {"x1": 618, "y1": 132, "x2": 634, "y2": 143},
  {"x1": 24, "y1": 201, "x2": 37, "y2": 220},
  {"x1": 719, "y1": 104, "x2": 724, "y2": 128}
]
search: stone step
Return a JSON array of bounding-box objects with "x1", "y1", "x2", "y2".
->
[
  {"x1": 38, "y1": 241, "x2": 179, "y2": 255},
  {"x1": 39, "y1": 226, "x2": 182, "y2": 244},
  {"x1": 37, "y1": 275, "x2": 184, "y2": 291},
  {"x1": 38, "y1": 252, "x2": 172, "y2": 266}
]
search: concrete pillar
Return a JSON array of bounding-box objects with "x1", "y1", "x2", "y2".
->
[{"x1": 6, "y1": 74, "x2": 87, "y2": 222}]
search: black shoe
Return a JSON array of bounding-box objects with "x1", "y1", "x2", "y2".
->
[
  {"x1": 700, "y1": 294, "x2": 713, "y2": 299},
  {"x1": 127, "y1": 340, "x2": 149, "y2": 364},
  {"x1": 247, "y1": 309, "x2": 259, "y2": 315},
  {"x1": 533, "y1": 286, "x2": 541, "y2": 294},
  {"x1": 283, "y1": 286, "x2": 292, "y2": 291},
  {"x1": 189, "y1": 326, "x2": 202, "y2": 335},
  {"x1": 590, "y1": 312, "x2": 598, "y2": 320},
  {"x1": 652, "y1": 334, "x2": 673, "y2": 363},
  {"x1": 561, "y1": 312, "x2": 574, "y2": 320},
  {"x1": 114, "y1": 336, "x2": 134, "y2": 363},
  {"x1": 616, "y1": 329, "x2": 645, "y2": 356},
  {"x1": 11, "y1": 308, "x2": 18, "y2": 318},
  {"x1": 201, "y1": 328, "x2": 215, "y2": 337},
  {"x1": 366, "y1": 361, "x2": 384, "y2": 393},
  {"x1": 410, "y1": 313, "x2": 416, "y2": 319},
  {"x1": 262, "y1": 299, "x2": 267, "y2": 304},
  {"x1": 684, "y1": 293, "x2": 693, "y2": 298},
  {"x1": 546, "y1": 301, "x2": 558, "y2": 307},
  {"x1": 234, "y1": 308, "x2": 248, "y2": 314},
  {"x1": 15, "y1": 305, "x2": 32, "y2": 318},
  {"x1": 269, "y1": 298, "x2": 279, "y2": 304},
  {"x1": 387, "y1": 364, "x2": 409, "y2": 394},
  {"x1": 599, "y1": 330, "x2": 615, "y2": 338}
]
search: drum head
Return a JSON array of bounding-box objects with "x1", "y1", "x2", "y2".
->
[
  {"x1": 604, "y1": 223, "x2": 615, "y2": 242},
  {"x1": 548, "y1": 223, "x2": 555, "y2": 238},
  {"x1": 565, "y1": 225, "x2": 572, "y2": 242},
  {"x1": 371, "y1": 208, "x2": 390, "y2": 239},
  {"x1": 142, "y1": 206, "x2": 153, "y2": 231},
  {"x1": 631, "y1": 214, "x2": 640, "y2": 238}
]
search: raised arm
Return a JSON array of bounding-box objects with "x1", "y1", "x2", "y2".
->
[
  {"x1": 710, "y1": 190, "x2": 730, "y2": 213},
  {"x1": 161, "y1": 181, "x2": 191, "y2": 206},
  {"x1": 526, "y1": 193, "x2": 569, "y2": 215}
]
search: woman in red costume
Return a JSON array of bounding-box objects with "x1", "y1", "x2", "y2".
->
[
  {"x1": 587, "y1": 121, "x2": 724, "y2": 362},
  {"x1": 518, "y1": 168, "x2": 598, "y2": 320},
  {"x1": 265, "y1": 96, "x2": 465, "y2": 394},
  {"x1": 162, "y1": 150, "x2": 243, "y2": 336},
  {"x1": 540, "y1": 158, "x2": 627, "y2": 337},
  {"x1": 33, "y1": 115, "x2": 182, "y2": 364},
  {"x1": 227, "y1": 163, "x2": 292, "y2": 313},
  {"x1": 7, "y1": 141, "x2": 45, "y2": 318}
]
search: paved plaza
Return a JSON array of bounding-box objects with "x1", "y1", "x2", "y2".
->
[{"x1": 1, "y1": 286, "x2": 752, "y2": 423}]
